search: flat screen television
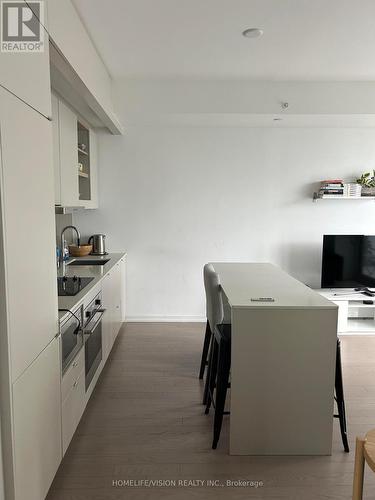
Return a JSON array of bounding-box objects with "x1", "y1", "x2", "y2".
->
[{"x1": 321, "y1": 235, "x2": 375, "y2": 288}]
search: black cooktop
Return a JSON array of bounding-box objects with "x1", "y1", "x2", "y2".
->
[{"x1": 57, "y1": 276, "x2": 94, "y2": 296}]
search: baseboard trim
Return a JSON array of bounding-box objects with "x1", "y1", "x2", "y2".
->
[
  {"x1": 126, "y1": 316, "x2": 206, "y2": 323},
  {"x1": 339, "y1": 331, "x2": 375, "y2": 336}
]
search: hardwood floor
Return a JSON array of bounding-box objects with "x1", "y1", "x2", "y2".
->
[{"x1": 47, "y1": 323, "x2": 375, "y2": 499}]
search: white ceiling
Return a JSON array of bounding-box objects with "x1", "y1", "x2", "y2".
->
[{"x1": 72, "y1": 0, "x2": 375, "y2": 81}]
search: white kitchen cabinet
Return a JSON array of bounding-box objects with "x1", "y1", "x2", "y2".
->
[
  {"x1": 113, "y1": 258, "x2": 126, "y2": 339},
  {"x1": 12, "y1": 338, "x2": 62, "y2": 500},
  {"x1": 0, "y1": 87, "x2": 59, "y2": 382},
  {"x1": 58, "y1": 99, "x2": 82, "y2": 207},
  {"x1": 120, "y1": 257, "x2": 126, "y2": 322},
  {"x1": 61, "y1": 365, "x2": 85, "y2": 455},
  {"x1": 112, "y1": 262, "x2": 123, "y2": 342},
  {"x1": 102, "y1": 272, "x2": 114, "y2": 362},
  {"x1": 101, "y1": 257, "x2": 126, "y2": 358},
  {"x1": 61, "y1": 347, "x2": 85, "y2": 403},
  {"x1": 0, "y1": 2, "x2": 51, "y2": 118},
  {"x1": 52, "y1": 94, "x2": 98, "y2": 208}
]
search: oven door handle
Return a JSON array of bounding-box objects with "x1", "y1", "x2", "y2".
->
[{"x1": 84, "y1": 309, "x2": 105, "y2": 336}]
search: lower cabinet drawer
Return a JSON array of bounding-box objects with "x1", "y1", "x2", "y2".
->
[
  {"x1": 61, "y1": 348, "x2": 84, "y2": 403},
  {"x1": 62, "y1": 371, "x2": 85, "y2": 455}
]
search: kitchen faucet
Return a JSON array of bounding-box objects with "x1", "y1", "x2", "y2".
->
[{"x1": 60, "y1": 225, "x2": 81, "y2": 273}]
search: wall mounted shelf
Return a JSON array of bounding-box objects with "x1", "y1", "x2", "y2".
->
[{"x1": 313, "y1": 192, "x2": 375, "y2": 201}]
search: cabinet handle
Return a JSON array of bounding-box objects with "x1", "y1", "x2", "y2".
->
[{"x1": 73, "y1": 381, "x2": 78, "y2": 388}]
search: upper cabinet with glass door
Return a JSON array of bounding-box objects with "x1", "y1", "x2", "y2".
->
[
  {"x1": 77, "y1": 122, "x2": 98, "y2": 208},
  {"x1": 52, "y1": 94, "x2": 98, "y2": 209}
]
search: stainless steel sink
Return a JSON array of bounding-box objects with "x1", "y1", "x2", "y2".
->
[{"x1": 67, "y1": 259, "x2": 110, "y2": 266}]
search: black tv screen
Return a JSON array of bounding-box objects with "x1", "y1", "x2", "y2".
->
[{"x1": 321, "y1": 235, "x2": 375, "y2": 288}]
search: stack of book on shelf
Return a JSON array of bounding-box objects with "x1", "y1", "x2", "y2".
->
[
  {"x1": 317, "y1": 180, "x2": 363, "y2": 199},
  {"x1": 344, "y1": 183, "x2": 362, "y2": 197},
  {"x1": 318, "y1": 180, "x2": 345, "y2": 198}
]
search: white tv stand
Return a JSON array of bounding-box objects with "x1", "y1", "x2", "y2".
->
[{"x1": 315, "y1": 289, "x2": 375, "y2": 335}]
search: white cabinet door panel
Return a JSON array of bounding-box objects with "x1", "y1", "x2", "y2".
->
[
  {"x1": 0, "y1": 87, "x2": 58, "y2": 381},
  {"x1": 62, "y1": 370, "x2": 85, "y2": 455},
  {"x1": 102, "y1": 272, "x2": 114, "y2": 361},
  {"x1": 120, "y1": 257, "x2": 126, "y2": 322},
  {"x1": 112, "y1": 263, "x2": 122, "y2": 341},
  {"x1": 0, "y1": 1, "x2": 51, "y2": 118},
  {"x1": 51, "y1": 95, "x2": 99, "y2": 209},
  {"x1": 12, "y1": 338, "x2": 61, "y2": 500},
  {"x1": 61, "y1": 347, "x2": 84, "y2": 403}
]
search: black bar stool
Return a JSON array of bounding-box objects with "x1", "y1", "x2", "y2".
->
[
  {"x1": 199, "y1": 264, "x2": 216, "y2": 381},
  {"x1": 199, "y1": 320, "x2": 212, "y2": 380},
  {"x1": 204, "y1": 323, "x2": 231, "y2": 449},
  {"x1": 201, "y1": 264, "x2": 225, "y2": 406}
]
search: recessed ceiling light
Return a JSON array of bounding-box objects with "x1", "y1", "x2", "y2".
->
[{"x1": 242, "y1": 28, "x2": 264, "y2": 39}]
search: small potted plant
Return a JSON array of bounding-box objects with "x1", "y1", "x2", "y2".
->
[{"x1": 357, "y1": 170, "x2": 375, "y2": 196}]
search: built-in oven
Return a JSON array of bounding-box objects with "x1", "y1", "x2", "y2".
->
[
  {"x1": 84, "y1": 291, "x2": 105, "y2": 391},
  {"x1": 59, "y1": 305, "x2": 84, "y2": 375}
]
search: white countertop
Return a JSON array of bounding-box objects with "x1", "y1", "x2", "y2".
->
[
  {"x1": 58, "y1": 253, "x2": 126, "y2": 321},
  {"x1": 212, "y1": 262, "x2": 336, "y2": 309}
]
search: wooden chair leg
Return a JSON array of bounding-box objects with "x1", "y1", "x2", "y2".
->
[
  {"x1": 352, "y1": 437, "x2": 365, "y2": 500},
  {"x1": 199, "y1": 321, "x2": 212, "y2": 379}
]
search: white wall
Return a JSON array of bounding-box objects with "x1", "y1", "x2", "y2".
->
[
  {"x1": 74, "y1": 82, "x2": 375, "y2": 320},
  {"x1": 112, "y1": 80, "x2": 375, "y2": 117}
]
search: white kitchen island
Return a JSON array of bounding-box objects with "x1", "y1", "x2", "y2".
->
[{"x1": 212, "y1": 263, "x2": 338, "y2": 456}]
